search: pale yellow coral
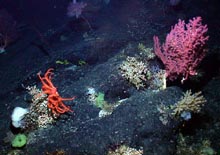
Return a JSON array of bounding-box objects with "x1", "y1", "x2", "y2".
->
[{"x1": 172, "y1": 90, "x2": 206, "y2": 117}]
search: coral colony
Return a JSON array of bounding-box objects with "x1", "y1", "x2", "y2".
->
[
  {"x1": 153, "y1": 17, "x2": 209, "y2": 83},
  {"x1": 67, "y1": 0, "x2": 87, "y2": 18}
]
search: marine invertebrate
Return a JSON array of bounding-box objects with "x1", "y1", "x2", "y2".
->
[
  {"x1": 24, "y1": 85, "x2": 54, "y2": 130},
  {"x1": 153, "y1": 17, "x2": 209, "y2": 82},
  {"x1": 137, "y1": 43, "x2": 155, "y2": 60},
  {"x1": 67, "y1": 0, "x2": 87, "y2": 18},
  {"x1": 11, "y1": 134, "x2": 27, "y2": 148},
  {"x1": 38, "y1": 68, "x2": 75, "y2": 115},
  {"x1": 119, "y1": 56, "x2": 149, "y2": 89},
  {"x1": 171, "y1": 90, "x2": 206, "y2": 118},
  {"x1": 108, "y1": 145, "x2": 143, "y2": 155},
  {"x1": 66, "y1": 0, "x2": 92, "y2": 30}
]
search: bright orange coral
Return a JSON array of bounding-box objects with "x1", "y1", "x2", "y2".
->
[{"x1": 38, "y1": 68, "x2": 75, "y2": 115}]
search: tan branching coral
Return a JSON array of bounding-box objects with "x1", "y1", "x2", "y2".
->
[{"x1": 172, "y1": 90, "x2": 206, "y2": 117}]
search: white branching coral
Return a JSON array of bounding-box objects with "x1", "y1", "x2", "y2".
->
[{"x1": 119, "y1": 56, "x2": 149, "y2": 89}]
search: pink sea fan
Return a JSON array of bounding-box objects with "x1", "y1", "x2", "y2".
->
[
  {"x1": 67, "y1": 0, "x2": 87, "y2": 18},
  {"x1": 153, "y1": 17, "x2": 209, "y2": 82}
]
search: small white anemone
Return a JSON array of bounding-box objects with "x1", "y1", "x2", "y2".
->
[
  {"x1": 86, "y1": 87, "x2": 96, "y2": 95},
  {"x1": 11, "y1": 107, "x2": 29, "y2": 128}
]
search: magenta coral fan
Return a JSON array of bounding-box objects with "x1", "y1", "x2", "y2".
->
[
  {"x1": 67, "y1": 0, "x2": 87, "y2": 18},
  {"x1": 153, "y1": 17, "x2": 209, "y2": 82}
]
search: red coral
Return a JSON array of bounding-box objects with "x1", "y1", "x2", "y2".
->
[
  {"x1": 153, "y1": 16, "x2": 209, "y2": 82},
  {"x1": 38, "y1": 68, "x2": 75, "y2": 115}
]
